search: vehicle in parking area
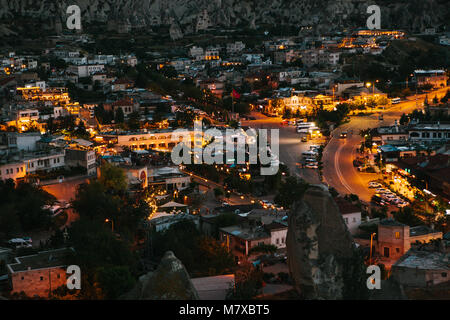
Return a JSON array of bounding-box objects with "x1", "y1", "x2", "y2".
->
[
  {"x1": 368, "y1": 181, "x2": 382, "y2": 188},
  {"x1": 305, "y1": 163, "x2": 319, "y2": 169},
  {"x1": 396, "y1": 201, "x2": 409, "y2": 208},
  {"x1": 375, "y1": 188, "x2": 390, "y2": 193},
  {"x1": 7, "y1": 238, "x2": 32, "y2": 248},
  {"x1": 302, "y1": 151, "x2": 317, "y2": 158},
  {"x1": 371, "y1": 195, "x2": 387, "y2": 206},
  {"x1": 310, "y1": 145, "x2": 321, "y2": 151}
]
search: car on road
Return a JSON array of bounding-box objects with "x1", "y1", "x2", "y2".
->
[
  {"x1": 7, "y1": 238, "x2": 32, "y2": 248},
  {"x1": 368, "y1": 181, "x2": 382, "y2": 188},
  {"x1": 339, "y1": 131, "x2": 348, "y2": 138},
  {"x1": 281, "y1": 119, "x2": 289, "y2": 125},
  {"x1": 378, "y1": 114, "x2": 384, "y2": 120},
  {"x1": 301, "y1": 136, "x2": 308, "y2": 142}
]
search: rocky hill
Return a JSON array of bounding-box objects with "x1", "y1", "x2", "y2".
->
[
  {"x1": 287, "y1": 185, "x2": 368, "y2": 299},
  {"x1": 0, "y1": 0, "x2": 448, "y2": 36}
]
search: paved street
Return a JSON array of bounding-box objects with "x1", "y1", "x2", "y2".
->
[
  {"x1": 241, "y1": 112, "x2": 322, "y2": 184},
  {"x1": 322, "y1": 87, "x2": 449, "y2": 203}
]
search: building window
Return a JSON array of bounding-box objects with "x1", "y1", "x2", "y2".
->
[
  {"x1": 396, "y1": 248, "x2": 400, "y2": 253},
  {"x1": 40, "y1": 276, "x2": 44, "y2": 281},
  {"x1": 21, "y1": 276, "x2": 24, "y2": 280},
  {"x1": 442, "y1": 273, "x2": 447, "y2": 278},
  {"x1": 395, "y1": 232, "x2": 400, "y2": 239},
  {"x1": 276, "y1": 238, "x2": 279, "y2": 245}
]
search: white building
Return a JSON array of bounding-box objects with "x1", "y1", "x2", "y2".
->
[
  {"x1": 335, "y1": 197, "x2": 362, "y2": 235},
  {"x1": 408, "y1": 122, "x2": 450, "y2": 142},
  {"x1": 67, "y1": 64, "x2": 105, "y2": 77},
  {"x1": 226, "y1": 41, "x2": 245, "y2": 54}
]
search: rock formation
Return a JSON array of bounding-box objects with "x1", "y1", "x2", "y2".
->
[
  {"x1": 121, "y1": 251, "x2": 200, "y2": 300},
  {"x1": 0, "y1": 0, "x2": 448, "y2": 37},
  {"x1": 287, "y1": 184, "x2": 366, "y2": 299}
]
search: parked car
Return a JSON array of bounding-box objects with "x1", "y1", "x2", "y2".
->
[
  {"x1": 396, "y1": 201, "x2": 409, "y2": 208},
  {"x1": 7, "y1": 238, "x2": 32, "y2": 248},
  {"x1": 368, "y1": 182, "x2": 382, "y2": 188},
  {"x1": 305, "y1": 163, "x2": 319, "y2": 169}
]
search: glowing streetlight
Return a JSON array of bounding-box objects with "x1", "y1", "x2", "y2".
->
[
  {"x1": 369, "y1": 232, "x2": 376, "y2": 265},
  {"x1": 105, "y1": 218, "x2": 114, "y2": 232}
]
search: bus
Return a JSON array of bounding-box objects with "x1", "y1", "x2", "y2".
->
[
  {"x1": 296, "y1": 122, "x2": 315, "y2": 132},
  {"x1": 391, "y1": 97, "x2": 401, "y2": 104}
]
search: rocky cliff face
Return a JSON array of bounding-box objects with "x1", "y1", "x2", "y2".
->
[
  {"x1": 121, "y1": 251, "x2": 200, "y2": 300},
  {"x1": 286, "y1": 185, "x2": 366, "y2": 299},
  {"x1": 0, "y1": 0, "x2": 448, "y2": 35}
]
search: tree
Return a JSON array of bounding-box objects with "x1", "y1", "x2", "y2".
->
[
  {"x1": 432, "y1": 95, "x2": 439, "y2": 104},
  {"x1": 115, "y1": 107, "x2": 125, "y2": 123},
  {"x1": 96, "y1": 266, "x2": 135, "y2": 299},
  {"x1": 0, "y1": 180, "x2": 55, "y2": 240},
  {"x1": 67, "y1": 219, "x2": 136, "y2": 299},
  {"x1": 392, "y1": 207, "x2": 422, "y2": 226},
  {"x1": 98, "y1": 162, "x2": 128, "y2": 194},
  {"x1": 226, "y1": 266, "x2": 263, "y2": 300},
  {"x1": 274, "y1": 177, "x2": 308, "y2": 209},
  {"x1": 151, "y1": 220, "x2": 235, "y2": 277},
  {"x1": 399, "y1": 113, "x2": 409, "y2": 125},
  {"x1": 127, "y1": 112, "x2": 141, "y2": 131},
  {"x1": 248, "y1": 243, "x2": 277, "y2": 255}
]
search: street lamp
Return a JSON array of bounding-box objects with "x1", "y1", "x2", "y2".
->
[
  {"x1": 369, "y1": 232, "x2": 376, "y2": 265},
  {"x1": 105, "y1": 218, "x2": 114, "y2": 232}
]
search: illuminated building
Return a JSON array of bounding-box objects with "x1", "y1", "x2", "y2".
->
[
  {"x1": 414, "y1": 69, "x2": 448, "y2": 88},
  {"x1": 7, "y1": 248, "x2": 72, "y2": 298}
]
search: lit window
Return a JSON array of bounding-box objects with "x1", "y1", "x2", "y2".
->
[{"x1": 395, "y1": 232, "x2": 400, "y2": 239}]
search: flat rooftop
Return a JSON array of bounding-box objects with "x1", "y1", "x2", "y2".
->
[
  {"x1": 220, "y1": 225, "x2": 269, "y2": 241},
  {"x1": 394, "y1": 250, "x2": 449, "y2": 270},
  {"x1": 7, "y1": 248, "x2": 72, "y2": 273}
]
